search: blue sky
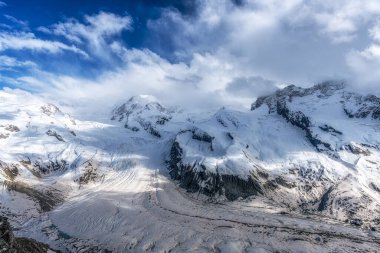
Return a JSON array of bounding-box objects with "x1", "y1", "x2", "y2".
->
[
  {"x1": 0, "y1": 0, "x2": 198, "y2": 77},
  {"x1": 0, "y1": 0, "x2": 380, "y2": 112}
]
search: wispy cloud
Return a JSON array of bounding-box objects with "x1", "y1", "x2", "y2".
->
[
  {"x1": 0, "y1": 55, "x2": 35, "y2": 68},
  {"x1": 3, "y1": 14, "x2": 29, "y2": 29},
  {"x1": 0, "y1": 31, "x2": 88, "y2": 56},
  {"x1": 39, "y1": 12, "x2": 132, "y2": 60},
  {"x1": 0, "y1": 23, "x2": 11, "y2": 29},
  {"x1": 0, "y1": 1, "x2": 6, "y2": 8}
]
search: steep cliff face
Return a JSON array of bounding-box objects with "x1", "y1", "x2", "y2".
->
[
  {"x1": 0, "y1": 216, "x2": 56, "y2": 253},
  {"x1": 167, "y1": 130, "x2": 264, "y2": 200},
  {"x1": 251, "y1": 81, "x2": 380, "y2": 156}
]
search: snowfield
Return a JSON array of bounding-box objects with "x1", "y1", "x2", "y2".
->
[{"x1": 1, "y1": 83, "x2": 380, "y2": 252}]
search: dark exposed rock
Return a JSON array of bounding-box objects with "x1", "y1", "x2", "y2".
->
[
  {"x1": 298, "y1": 166, "x2": 325, "y2": 181},
  {"x1": 3, "y1": 181, "x2": 64, "y2": 212},
  {"x1": 139, "y1": 121, "x2": 161, "y2": 138},
  {"x1": 0, "y1": 160, "x2": 19, "y2": 181},
  {"x1": 168, "y1": 141, "x2": 183, "y2": 180},
  {"x1": 0, "y1": 133, "x2": 9, "y2": 139},
  {"x1": 130, "y1": 126, "x2": 140, "y2": 132},
  {"x1": 305, "y1": 130, "x2": 332, "y2": 152},
  {"x1": 156, "y1": 116, "x2": 171, "y2": 125},
  {"x1": 250, "y1": 96, "x2": 268, "y2": 111},
  {"x1": 226, "y1": 132, "x2": 234, "y2": 140},
  {"x1": 274, "y1": 176, "x2": 296, "y2": 189},
  {"x1": 169, "y1": 162, "x2": 263, "y2": 200},
  {"x1": 40, "y1": 104, "x2": 61, "y2": 116},
  {"x1": 256, "y1": 170, "x2": 269, "y2": 179},
  {"x1": 319, "y1": 185, "x2": 371, "y2": 222},
  {"x1": 263, "y1": 176, "x2": 297, "y2": 191},
  {"x1": 319, "y1": 124, "x2": 342, "y2": 135},
  {"x1": 216, "y1": 116, "x2": 228, "y2": 127},
  {"x1": 124, "y1": 123, "x2": 140, "y2": 132},
  {"x1": 4, "y1": 124, "x2": 20, "y2": 132},
  {"x1": 341, "y1": 143, "x2": 371, "y2": 156},
  {"x1": 189, "y1": 128, "x2": 214, "y2": 143},
  {"x1": 343, "y1": 93, "x2": 380, "y2": 120},
  {"x1": 46, "y1": 130, "x2": 65, "y2": 142},
  {"x1": 370, "y1": 182, "x2": 380, "y2": 193},
  {"x1": 263, "y1": 180, "x2": 278, "y2": 191},
  {"x1": 0, "y1": 216, "x2": 58, "y2": 252},
  {"x1": 222, "y1": 174, "x2": 263, "y2": 200},
  {"x1": 33, "y1": 159, "x2": 68, "y2": 175},
  {"x1": 75, "y1": 161, "x2": 103, "y2": 186},
  {"x1": 177, "y1": 128, "x2": 214, "y2": 151},
  {"x1": 347, "y1": 218, "x2": 364, "y2": 227},
  {"x1": 275, "y1": 98, "x2": 332, "y2": 152},
  {"x1": 168, "y1": 140, "x2": 263, "y2": 200},
  {"x1": 214, "y1": 109, "x2": 240, "y2": 128},
  {"x1": 318, "y1": 186, "x2": 334, "y2": 212}
]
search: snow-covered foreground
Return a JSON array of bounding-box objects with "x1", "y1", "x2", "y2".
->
[
  {"x1": 20, "y1": 163, "x2": 380, "y2": 252},
  {"x1": 1, "y1": 83, "x2": 380, "y2": 252}
]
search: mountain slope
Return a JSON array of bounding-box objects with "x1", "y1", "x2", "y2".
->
[
  {"x1": 0, "y1": 84, "x2": 379, "y2": 252},
  {"x1": 166, "y1": 81, "x2": 380, "y2": 230}
]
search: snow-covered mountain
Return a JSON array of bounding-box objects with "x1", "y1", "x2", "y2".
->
[
  {"x1": 166, "y1": 81, "x2": 380, "y2": 229},
  {"x1": 1, "y1": 83, "x2": 380, "y2": 252}
]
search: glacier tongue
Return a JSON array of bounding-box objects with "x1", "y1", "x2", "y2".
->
[{"x1": 0, "y1": 82, "x2": 380, "y2": 252}]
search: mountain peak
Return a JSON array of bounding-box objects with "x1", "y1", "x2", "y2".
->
[
  {"x1": 251, "y1": 81, "x2": 346, "y2": 110},
  {"x1": 111, "y1": 95, "x2": 168, "y2": 122},
  {"x1": 127, "y1": 94, "x2": 159, "y2": 105}
]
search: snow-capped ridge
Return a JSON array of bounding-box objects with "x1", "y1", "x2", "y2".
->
[
  {"x1": 40, "y1": 103, "x2": 61, "y2": 116},
  {"x1": 127, "y1": 94, "x2": 159, "y2": 104},
  {"x1": 111, "y1": 95, "x2": 168, "y2": 122},
  {"x1": 1, "y1": 83, "x2": 380, "y2": 252},
  {"x1": 251, "y1": 81, "x2": 346, "y2": 111},
  {"x1": 110, "y1": 95, "x2": 179, "y2": 138}
]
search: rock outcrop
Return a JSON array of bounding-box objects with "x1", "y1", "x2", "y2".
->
[{"x1": 0, "y1": 216, "x2": 57, "y2": 253}]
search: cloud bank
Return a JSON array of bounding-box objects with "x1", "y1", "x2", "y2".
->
[{"x1": 1, "y1": 0, "x2": 380, "y2": 116}]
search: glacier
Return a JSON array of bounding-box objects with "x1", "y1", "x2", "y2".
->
[{"x1": 0, "y1": 82, "x2": 380, "y2": 252}]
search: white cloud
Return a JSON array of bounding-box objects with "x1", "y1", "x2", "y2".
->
[
  {"x1": 295, "y1": 0, "x2": 380, "y2": 43},
  {"x1": 0, "y1": 31, "x2": 87, "y2": 56},
  {"x1": 0, "y1": 1, "x2": 6, "y2": 7},
  {"x1": 370, "y1": 22, "x2": 380, "y2": 42},
  {"x1": 13, "y1": 49, "x2": 272, "y2": 116},
  {"x1": 346, "y1": 45, "x2": 380, "y2": 91},
  {"x1": 146, "y1": 0, "x2": 380, "y2": 91},
  {"x1": 4, "y1": 14, "x2": 28, "y2": 29},
  {"x1": 0, "y1": 55, "x2": 35, "y2": 68},
  {"x1": 4, "y1": 1, "x2": 380, "y2": 115},
  {"x1": 39, "y1": 12, "x2": 132, "y2": 60},
  {"x1": 345, "y1": 18, "x2": 380, "y2": 89},
  {"x1": 226, "y1": 76, "x2": 278, "y2": 97},
  {"x1": 359, "y1": 44, "x2": 380, "y2": 59}
]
